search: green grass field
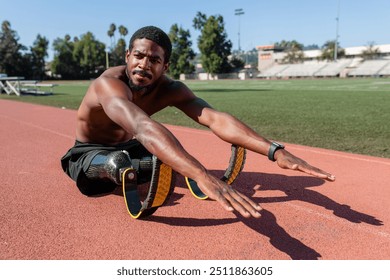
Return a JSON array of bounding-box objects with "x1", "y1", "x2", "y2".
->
[{"x1": 1, "y1": 78, "x2": 389, "y2": 158}]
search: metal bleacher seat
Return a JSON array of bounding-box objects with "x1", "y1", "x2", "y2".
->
[
  {"x1": 257, "y1": 64, "x2": 290, "y2": 78},
  {"x1": 20, "y1": 81, "x2": 58, "y2": 95},
  {"x1": 348, "y1": 59, "x2": 390, "y2": 77},
  {"x1": 277, "y1": 62, "x2": 326, "y2": 78},
  {"x1": 377, "y1": 61, "x2": 390, "y2": 76},
  {"x1": 314, "y1": 59, "x2": 352, "y2": 77}
]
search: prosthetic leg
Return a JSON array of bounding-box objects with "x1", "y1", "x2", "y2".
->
[
  {"x1": 85, "y1": 150, "x2": 175, "y2": 219},
  {"x1": 185, "y1": 145, "x2": 246, "y2": 200}
]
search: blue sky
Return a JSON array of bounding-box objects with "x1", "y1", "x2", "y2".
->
[{"x1": 1, "y1": 0, "x2": 389, "y2": 59}]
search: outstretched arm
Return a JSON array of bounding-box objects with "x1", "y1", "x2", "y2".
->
[{"x1": 177, "y1": 96, "x2": 335, "y2": 182}]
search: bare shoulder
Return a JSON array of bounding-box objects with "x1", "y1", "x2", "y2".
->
[
  {"x1": 99, "y1": 65, "x2": 127, "y2": 79},
  {"x1": 165, "y1": 79, "x2": 191, "y2": 92},
  {"x1": 89, "y1": 66, "x2": 130, "y2": 98},
  {"x1": 161, "y1": 78, "x2": 197, "y2": 105}
]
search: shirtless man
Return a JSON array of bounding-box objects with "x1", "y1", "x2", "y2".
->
[{"x1": 61, "y1": 26, "x2": 335, "y2": 218}]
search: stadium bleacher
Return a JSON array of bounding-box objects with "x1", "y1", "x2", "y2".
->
[
  {"x1": 378, "y1": 61, "x2": 390, "y2": 76},
  {"x1": 314, "y1": 59, "x2": 352, "y2": 77},
  {"x1": 256, "y1": 43, "x2": 390, "y2": 79},
  {"x1": 257, "y1": 59, "x2": 390, "y2": 78},
  {"x1": 279, "y1": 62, "x2": 327, "y2": 78},
  {"x1": 348, "y1": 60, "x2": 390, "y2": 77},
  {"x1": 257, "y1": 64, "x2": 290, "y2": 78}
]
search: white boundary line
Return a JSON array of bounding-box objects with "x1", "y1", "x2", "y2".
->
[{"x1": 0, "y1": 114, "x2": 73, "y2": 140}]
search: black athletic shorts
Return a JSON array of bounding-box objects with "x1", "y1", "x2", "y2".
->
[{"x1": 61, "y1": 139, "x2": 148, "y2": 196}]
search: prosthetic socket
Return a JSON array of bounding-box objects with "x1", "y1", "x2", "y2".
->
[{"x1": 85, "y1": 150, "x2": 154, "y2": 185}]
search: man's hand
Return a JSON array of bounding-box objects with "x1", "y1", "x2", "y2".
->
[
  {"x1": 275, "y1": 149, "x2": 336, "y2": 181},
  {"x1": 196, "y1": 173, "x2": 262, "y2": 218}
]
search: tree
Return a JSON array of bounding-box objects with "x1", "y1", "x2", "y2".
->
[
  {"x1": 110, "y1": 38, "x2": 127, "y2": 66},
  {"x1": 30, "y1": 34, "x2": 49, "y2": 79},
  {"x1": 232, "y1": 48, "x2": 258, "y2": 68},
  {"x1": 52, "y1": 32, "x2": 106, "y2": 79},
  {"x1": 304, "y1": 44, "x2": 320, "y2": 50},
  {"x1": 229, "y1": 56, "x2": 245, "y2": 71},
  {"x1": 168, "y1": 24, "x2": 195, "y2": 79},
  {"x1": 51, "y1": 34, "x2": 78, "y2": 79},
  {"x1": 320, "y1": 40, "x2": 345, "y2": 61},
  {"x1": 193, "y1": 12, "x2": 232, "y2": 75},
  {"x1": 118, "y1": 25, "x2": 128, "y2": 40},
  {"x1": 73, "y1": 32, "x2": 106, "y2": 78},
  {"x1": 275, "y1": 40, "x2": 305, "y2": 64},
  {"x1": 245, "y1": 48, "x2": 259, "y2": 68},
  {"x1": 0, "y1": 20, "x2": 26, "y2": 76},
  {"x1": 107, "y1": 23, "x2": 116, "y2": 49},
  {"x1": 106, "y1": 24, "x2": 129, "y2": 67},
  {"x1": 361, "y1": 42, "x2": 380, "y2": 60}
]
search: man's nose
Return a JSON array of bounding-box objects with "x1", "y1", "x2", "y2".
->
[{"x1": 139, "y1": 57, "x2": 150, "y2": 69}]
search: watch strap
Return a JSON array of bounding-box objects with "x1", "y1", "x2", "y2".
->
[{"x1": 268, "y1": 142, "x2": 284, "y2": 161}]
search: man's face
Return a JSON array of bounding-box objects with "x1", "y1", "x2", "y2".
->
[{"x1": 125, "y1": 38, "x2": 169, "y2": 92}]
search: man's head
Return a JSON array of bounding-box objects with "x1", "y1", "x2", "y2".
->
[
  {"x1": 125, "y1": 26, "x2": 172, "y2": 92},
  {"x1": 128, "y1": 26, "x2": 172, "y2": 63}
]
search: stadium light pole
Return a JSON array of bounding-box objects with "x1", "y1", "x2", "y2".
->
[
  {"x1": 334, "y1": 0, "x2": 340, "y2": 61},
  {"x1": 235, "y1": 8, "x2": 245, "y2": 52}
]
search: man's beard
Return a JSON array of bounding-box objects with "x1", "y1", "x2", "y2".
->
[
  {"x1": 128, "y1": 79, "x2": 151, "y2": 92},
  {"x1": 127, "y1": 69, "x2": 153, "y2": 92}
]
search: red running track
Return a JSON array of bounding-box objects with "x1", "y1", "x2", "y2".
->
[{"x1": 1, "y1": 99, "x2": 389, "y2": 260}]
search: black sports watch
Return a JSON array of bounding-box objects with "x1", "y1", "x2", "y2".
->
[{"x1": 268, "y1": 142, "x2": 285, "y2": 161}]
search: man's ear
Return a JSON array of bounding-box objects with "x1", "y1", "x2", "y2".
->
[
  {"x1": 125, "y1": 49, "x2": 131, "y2": 63},
  {"x1": 163, "y1": 62, "x2": 170, "y2": 73}
]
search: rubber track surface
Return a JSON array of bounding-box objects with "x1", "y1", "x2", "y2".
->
[{"x1": 1, "y1": 99, "x2": 389, "y2": 260}]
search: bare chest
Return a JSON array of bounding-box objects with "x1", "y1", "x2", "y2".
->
[{"x1": 132, "y1": 92, "x2": 171, "y2": 116}]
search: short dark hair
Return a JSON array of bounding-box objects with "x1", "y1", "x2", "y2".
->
[{"x1": 129, "y1": 26, "x2": 172, "y2": 63}]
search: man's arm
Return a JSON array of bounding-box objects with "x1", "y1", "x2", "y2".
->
[
  {"x1": 95, "y1": 78, "x2": 262, "y2": 218},
  {"x1": 175, "y1": 92, "x2": 335, "y2": 182}
]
